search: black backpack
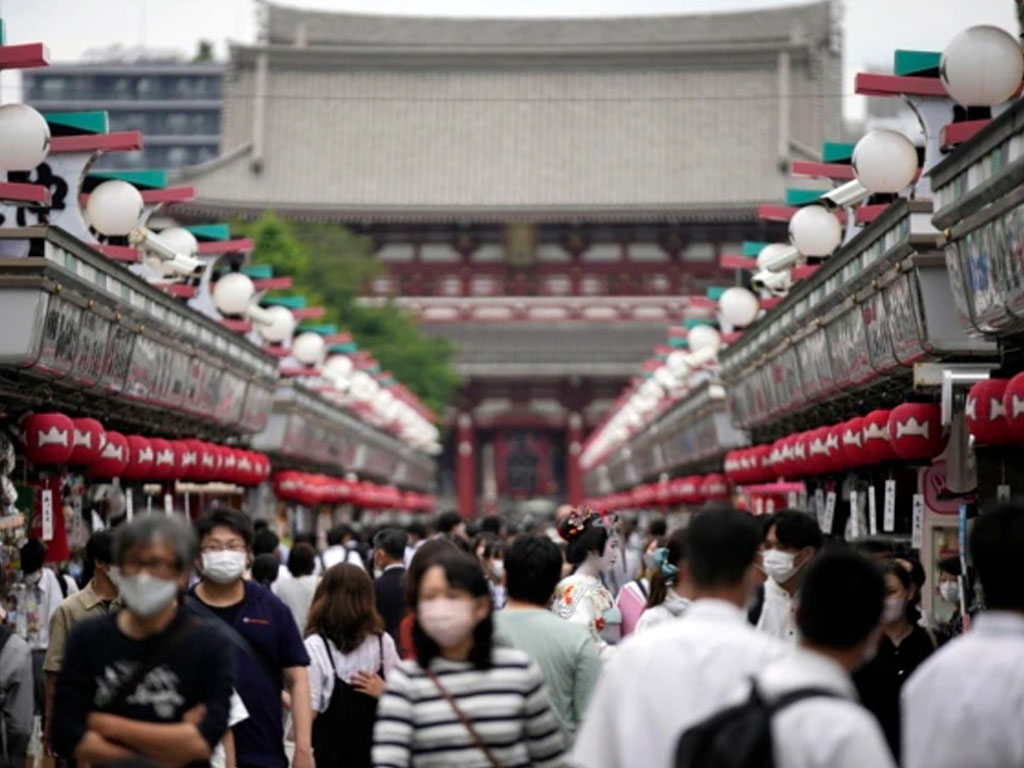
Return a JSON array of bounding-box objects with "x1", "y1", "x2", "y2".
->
[{"x1": 675, "y1": 681, "x2": 837, "y2": 768}]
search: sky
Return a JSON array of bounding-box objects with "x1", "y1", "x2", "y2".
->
[{"x1": 0, "y1": 0, "x2": 1018, "y2": 120}]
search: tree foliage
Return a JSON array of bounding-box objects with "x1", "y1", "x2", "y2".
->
[{"x1": 237, "y1": 213, "x2": 460, "y2": 416}]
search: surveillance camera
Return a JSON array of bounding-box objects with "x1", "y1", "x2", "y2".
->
[
  {"x1": 820, "y1": 179, "x2": 870, "y2": 210},
  {"x1": 129, "y1": 227, "x2": 203, "y2": 275},
  {"x1": 752, "y1": 269, "x2": 792, "y2": 296},
  {"x1": 759, "y1": 244, "x2": 801, "y2": 273}
]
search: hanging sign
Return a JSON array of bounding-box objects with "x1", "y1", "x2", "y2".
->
[
  {"x1": 911, "y1": 493, "x2": 924, "y2": 549},
  {"x1": 883, "y1": 479, "x2": 896, "y2": 532},
  {"x1": 41, "y1": 489, "x2": 54, "y2": 541},
  {"x1": 868, "y1": 485, "x2": 878, "y2": 536}
]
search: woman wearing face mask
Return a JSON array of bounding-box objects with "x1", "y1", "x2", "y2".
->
[
  {"x1": 373, "y1": 550, "x2": 565, "y2": 768},
  {"x1": 615, "y1": 535, "x2": 662, "y2": 637},
  {"x1": 853, "y1": 559, "x2": 936, "y2": 761},
  {"x1": 634, "y1": 528, "x2": 692, "y2": 634},
  {"x1": 473, "y1": 534, "x2": 507, "y2": 610},
  {"x1": 305, "y1": 563, "x2": 399, "y2": 768},
  {"x1": 551, "y1": 507, "x2": 621, "y2": 657}
]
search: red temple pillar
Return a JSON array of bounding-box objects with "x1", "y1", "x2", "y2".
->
[
  {"x1": 566, "y1": 412, "x2": 584, "y2": 507},
  {"x1": 456, "y1": 413, "x2": 476, "y2": 518}
]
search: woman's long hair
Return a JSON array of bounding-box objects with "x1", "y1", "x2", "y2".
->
[
  {"x1": 647, "y1": 528, "x2": 688, "y2": 609},
  {"x1": 306, "y1": 563, "x2": 384, "y2": 653},
  {"x1": 410, "y1": 549, "x2": 494, "y2": 671}
]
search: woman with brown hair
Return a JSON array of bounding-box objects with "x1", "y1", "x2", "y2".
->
[{"x1": 304, "y1": 563, "x2": 400, "y2": 768}]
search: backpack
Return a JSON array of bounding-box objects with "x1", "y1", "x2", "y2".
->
[{"x1": 674, "y1": 681, "x2": 837, "y2": 768}]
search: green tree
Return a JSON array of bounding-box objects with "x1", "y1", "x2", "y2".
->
[{"x1": 238, "y1": 213, "x2": 460, "y2": 416}]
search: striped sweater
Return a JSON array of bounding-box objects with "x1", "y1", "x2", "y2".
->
[{"x1": 373, "y1": 646, "x2": 566, "y2": 768}]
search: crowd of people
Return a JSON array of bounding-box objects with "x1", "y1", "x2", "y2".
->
[{"x1": 8, "y1": 498, "x2": 1024, "y2": 768}]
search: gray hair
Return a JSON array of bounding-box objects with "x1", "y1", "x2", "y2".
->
[{"x1": 113, "y1": 514, "x2": 197, "y2": 570}]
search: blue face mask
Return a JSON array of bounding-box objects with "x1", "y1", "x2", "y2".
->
[{"x1": 68, "y1": 561, "x2": 83, "y2": 581}]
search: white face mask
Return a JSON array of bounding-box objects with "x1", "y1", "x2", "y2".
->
[
  {"x1": 24, "y1": 570, "x2": 42, "y2": 587},
  {"x1": 118, "y1": 572, "x2": 179, "y2": 619},
  {"x1": 939, "y1": 581, "x2": 961, "y2": 603},
  {"x1": 762, "y1": 549, "x2": 800, "y2": 584},
  {"x1": 202, "y1": 551, "x2": 247, "y2": 584},
  {"x1": 490, "y1": 560, "x2": 505, "y2": 580},
  {"x1": 882, "y1": 596, "x2": 905, "y2": 624},
  {"x1": 418, "y1": 597, "x2": 477, "y2": 648}
]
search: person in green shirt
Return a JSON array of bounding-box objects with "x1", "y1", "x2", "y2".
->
[{"x1": 494, "y1": 536, "x2": 601, "y2": 742}]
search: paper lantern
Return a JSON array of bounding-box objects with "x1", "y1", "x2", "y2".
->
[
  {"x1": 676, "y1": 476, "x2": 703, "y2": 505},
  {"x1": 23, "y1": 413, "x2": 75, "y2": 466},
  {"x1": 790, "y1": 432, "x2": 811, "y2": 477},
  {"x1": 700, "y1": 473, "x2": 731, "y2": 501},
  {"x1": 852, "y1": 130, "x2": 919, "y2": 194},
  {"x1": 724, "y1": 450, "x2": 744, "y2": 483},
  {"x1": 1002, "y1": 371, "x2": 1024, "y2": 441},
  {"x1": 888, "y1": 403, "x2": 946, "y2": 461},
  {"x1": 87, "y1": 431, "x2": 128, "y2": 480},
  {"x1": 941, "y1": 25, "x2": 1024, "y2": 107},
  {"x1": 806, "y1": 427, "x2": 832, "y2": 476},
  {"x1": 235, "y1": 452, "x2": 257, "y2": 486},
  {"x1": 179, "y1": 440, "x2": 201, "y2": 480},
  {"x1": 69, "y1": 418, "x2": 106, "y2": 466},
  {"x1": 122, "y1": 436, "x2": 155, "y2": 481},
  {"x1": 749, "y1": 444, "x2": 774, "y2": 483},
  {"x1": 827, "y1": 424, "x2": 847, "y2": 473},
  {"x1": 862, "y1": 409, "x2": 898, "y2": 463},
  {"x1": 219, "y1": 448, "x2": 239, "y2": 483},
  {"x1": 966, "y1": 378, "x2": 1013, "y2": 445},
  {"x1": 150, "y1": 438, "x2": 175, "y2": 481},
  {"x1": 840, "y1": 417, "x2": 869, "y2": 467},
  {"x1": 166, "y1": 441, "x2": 189, "y2": 482}
]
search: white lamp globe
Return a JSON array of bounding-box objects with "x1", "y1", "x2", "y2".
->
[
  {"x1": 718, "y1": 286, "x2": 761, "y2": 328},
  {"x1": 687, "y1": 324, "x2": 722, "y2": 354},
  {"x1": 323, "y1": 354, "x2": 354, "y2": 381},
  {"x1": 653, "y1": 365, "x2": 677, "y2": 391},
  {"x1": 212, "y1": 272, "x2": 256, "y2": 316},
  {"x1": 666, "y1": 350, "x2": 692, "y2": 378},
  {"x1": 291, "y1": 332, "x2": 325, "y2": 366},
  {"x1": 941, "y1": 25, "x2": 1024, "y2": 107},
  {"x1": 350, "y1": 371, "x2": 380, "y2": 402},
  {"x1": 157, "y1": 227, "x2": 199, "y2": 257},
  {"x1": 0, "y1": 104, "x2": 51, "y2": 171},
  {"x1": 257, "y1": 305, "x2": 295, "y2": 343},
  {"x1": 852, "y1": 130, "x2": 919, "y2": 194},
  {"x1": 86, "y1": 180, "x2": 144, "y2": 236},
  {"x1": 639, "y1": 377, "x2": 663, "y2": 401},
  {"x1": 757, "y1": 243, "x2": 793, "y2": 271},
  {"x1": 788, "y1": 205, "x2": 842, "y2": 257}
]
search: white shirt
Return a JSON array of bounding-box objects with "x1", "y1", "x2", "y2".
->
[
  {"x1": 210, "y1": 691, "x2": 249, "y2": 768},
  {"x1": 322, "y1": 545, "x2": 365, "y2": 571},
  {"x1": 305, "y1": 632, "x2": 400, "y2": 713},
  {"x1": 903, "y1": 611, "x2": 1024, "y2": 768},
  {"x1": 634, "y1": 589, "x2": 690, "y2": 634},
  {"x1": 272, "y1": 574, "x2": 319, "y2": 633},
  {"x1": 758, "y1": 647, "x2": 896, "y2": 768},
  {"x1": 21, "y1": 568, "x2": 65, "y2": 651},
  {"x1": 757, "y1": 578, "x2": 799, "y2": 643},
  {"x1": 571, "y1": 598, "x2": 787, "y2": 768}
]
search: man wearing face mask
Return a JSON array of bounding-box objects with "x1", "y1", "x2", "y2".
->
[
  {"x1": 43, "y1": 530, "x2": 122, "y2": 759},
  {"x1": 188, "y1": 508, "x2": 313, "y2": 768},
  {"x1": 757, "y1": 510, "x2": 823, "y2": 643},
  {"x1": 372, "y1": 528, "x2": 409, "y2": 644},
  {"x1": 17, "y1": 539, "x2": 65, "y2": 720},
  {"x1": 52, "y1": 515, "x2": 234, "y2": 767}
]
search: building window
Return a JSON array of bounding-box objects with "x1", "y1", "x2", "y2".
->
[{"x1": 580, "y1": 275, "x2": 606, "y2": 295}]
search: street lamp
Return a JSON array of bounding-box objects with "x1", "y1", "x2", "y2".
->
[
  {"x1": 85, "y1": 180, "x2": 144, "y2": 236},
  {"x1": 291, "y1": 332, "x2": 326, "y2": 367},
  {"x1": 0, "y1": 103, "x2": 50, "y2": 171},
  {"x1": 941, "y1": 25, "x2": 1024, "y2": 107},
  {"x1": 789, "y1": 205, "x2": 842, "y2": 257},
  {"x1": 718, "y1": 286, "x2": 760, "y2": 327}
]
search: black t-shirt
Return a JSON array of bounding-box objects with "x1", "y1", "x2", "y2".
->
[
  {"x1": 205, "y1": 600, "x2": 244, "y2": 628},
  {"x1": 52, "y1": 607, "x2": 235, "y2": 767},
  {"x1": 854, "y1": 624, "x2": 935, "y2": 758}
]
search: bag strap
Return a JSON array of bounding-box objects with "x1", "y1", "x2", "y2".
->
[
  {"x1": 184, "y1": 595, "x2": 279, "y2": 686},
  {"x1": 319, "y1": 634, "x2": 338, "y2": 676},
  {"x1": 760, "y1": 682, "x2": 839, "y2": 714},
  {"x1": 634, "y1": 579, "x2": 648, "y2": 600},
  {"x1": 376, "y1": 633, "x2": 385, "y2": 676},
  {"x1": 106, "y1": 614, "x2": 201, "y2": 711},
  {"x1": 426, "y1": 670, "x2": 503, "y2": 768}
]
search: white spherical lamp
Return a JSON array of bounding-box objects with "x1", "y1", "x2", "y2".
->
[
  {"x1": 718, "y1": 286, "x2": 760, "y2": 328},
  {"x1": 653, "y1": 365, "x2": 677, "y2": 391},
  {"x1": 257, "y1": 305, "x2": 295, "y2": 344},
  {"x1": 941, "y1": 25, "x2": 1024, "y2": 107},
  {"x1": 323, "y1": 354, "x2": 354, "y2": 381},
  {"x1": 157, "y1": 227, "x2": 199, "y2": 257},
  {"x1": 687, "y1": 324, "x2": 722, "y2": 354},
  {"x1": 666, "y1": 350, "x2": 691, "y2": 378},
  {"x1": 291, "y1": 332, "x2": 325, "y2": 367},
  {"x1": 85, "y1": 180, "x2": 144, "y2": 236},
  {"x1": 788, "y1": 205, "x2": 842, "y2": 257},
  {"x1": 852, "y1": 130, "x2": 919, "y2": 194},
  {"x1": 0, "y1": 104, "x2": 51, "y2": 171},
  {"x1": 212, "y1": 272, "x2": 256, "y2": 317},
  {"x1": 757, "y1": 243, "x2": 793, "y2": 271},
  {"x1": 350, "y1": 371, "x2": 380, "y2": 402}
]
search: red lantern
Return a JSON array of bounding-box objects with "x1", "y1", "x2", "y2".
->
[
  {"x1": 197, "y1": 442, "x2": 220, "y2": 482},
  {"x1": 888, "y1": 403, "x2": 945, "y2": 461},
  {"x1": 150, "y1": 438, "x2": 175, "y2": 481},
  {"x1": 122, "y1": 436, "x2": 155, "y2": 481},
  {"x1": 700, "y1": 473, "x2": 731, "y2": 501},
  {"x1": 273, "y1": 471, "x2": 301, "y2": 501},
  {"x1": 748, "y1": 445, "x2": 773, "y2": 483},
  {"x1": 967, "y1": 378, "x2": 1013, "y2": 445},
  {"x1": 675, "y1": 475, "x2": 702, "y2": 504},
  {"x1": 724, "y1": 451, "x2": 743, "y2": 483},
  {"x1": 827, "y1": 424, "x2": 847, "y2": 473},
  {"x1": 862, "y1": 409, "x2": 897, "y2": 463},
  {"x1": 806, "y1": 427, "x2": 832, "y2": 475},
  {"x1": 179, "y1": 440, "x2": 201, "y2": 481},
  {"x1": 791, "y1": 432, "x2": 813, "y2": 477},
  {"x1": 1004, "y1": 371, "x2": 1024, "y2": 440},
  {"x1": 69, "y1": 418, "x2": 106, "y2": 466},
  {"x1": 87, "y1": 431, "x2": 129, "y2": 480},
  {"x1": 840, "y1": 417, "x2": 868, "y2": 467},
  {"x1": 22, "y1": 412, "x2": 75, "y2": 465},
  {"x1": 220, "y1": 448, "x2": 239, "y2": 483},
  {"x1": 166, "y1": 441, "x2": 188, "y2": 482},
  {"x1": 234, "y1": 451, "x2": 256, "y2": 486}
]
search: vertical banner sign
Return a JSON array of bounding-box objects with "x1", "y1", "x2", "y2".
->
[
  {"x1": 823, "y1": 491, "x2": 836, "y2": 534},
  {"x1": 126, "y1": 489, "x2": 134, "y2": 521},
  {"x1": 147, "y1": 495, "x2": 153, "y2": 515},
  {"x1": 814, "y1": 488, "x2": 825, "y2": 527},
  {"x1": 766, "y1": 497, "x2": 775, "y2": 515},
  {"x1": 883, "y1": 479, "x2": 896, "y2": 532},
  {"x1": 184, "y1": 493, "x2": 190, "y2": 519},
  {"x1": 798, "y1": 488, "x2": 808, "y2": 512},
  {"x1": 911, "y1": 494, "x2": 924, "y2": 549},
  {"x1": 164, "y1": 493, "x2": 173, "y2": 516},
  {"x1": 754, "y1": 497, "x2": 764, "y2": 515},
  {"x1": 868, "y1": 486, "x2": 878, "y2": 536},
  {"x1": 958, "y1": 504, "x2": 970, "y2": 632},
  {"x1": 787, "y1": 491, "x2": 797, "y2": 509},
  {"x1": 41, "y1": 489, "x2": 54, "y2": 541},
  {"x1": 849, "y1": 491, "x2": 860, "y2": 539}
]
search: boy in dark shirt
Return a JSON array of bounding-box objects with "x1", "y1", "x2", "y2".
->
[{"x1": 53, "y1": 515, "x2": 234, "y2": 767}]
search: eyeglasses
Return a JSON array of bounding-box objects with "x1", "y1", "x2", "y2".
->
[
  {"x1": 201, "y1": 543, "x2": 247, "y2": 553},
  {"x1": 121, "y1": 558, "x2": 180, "y2": 578}
]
